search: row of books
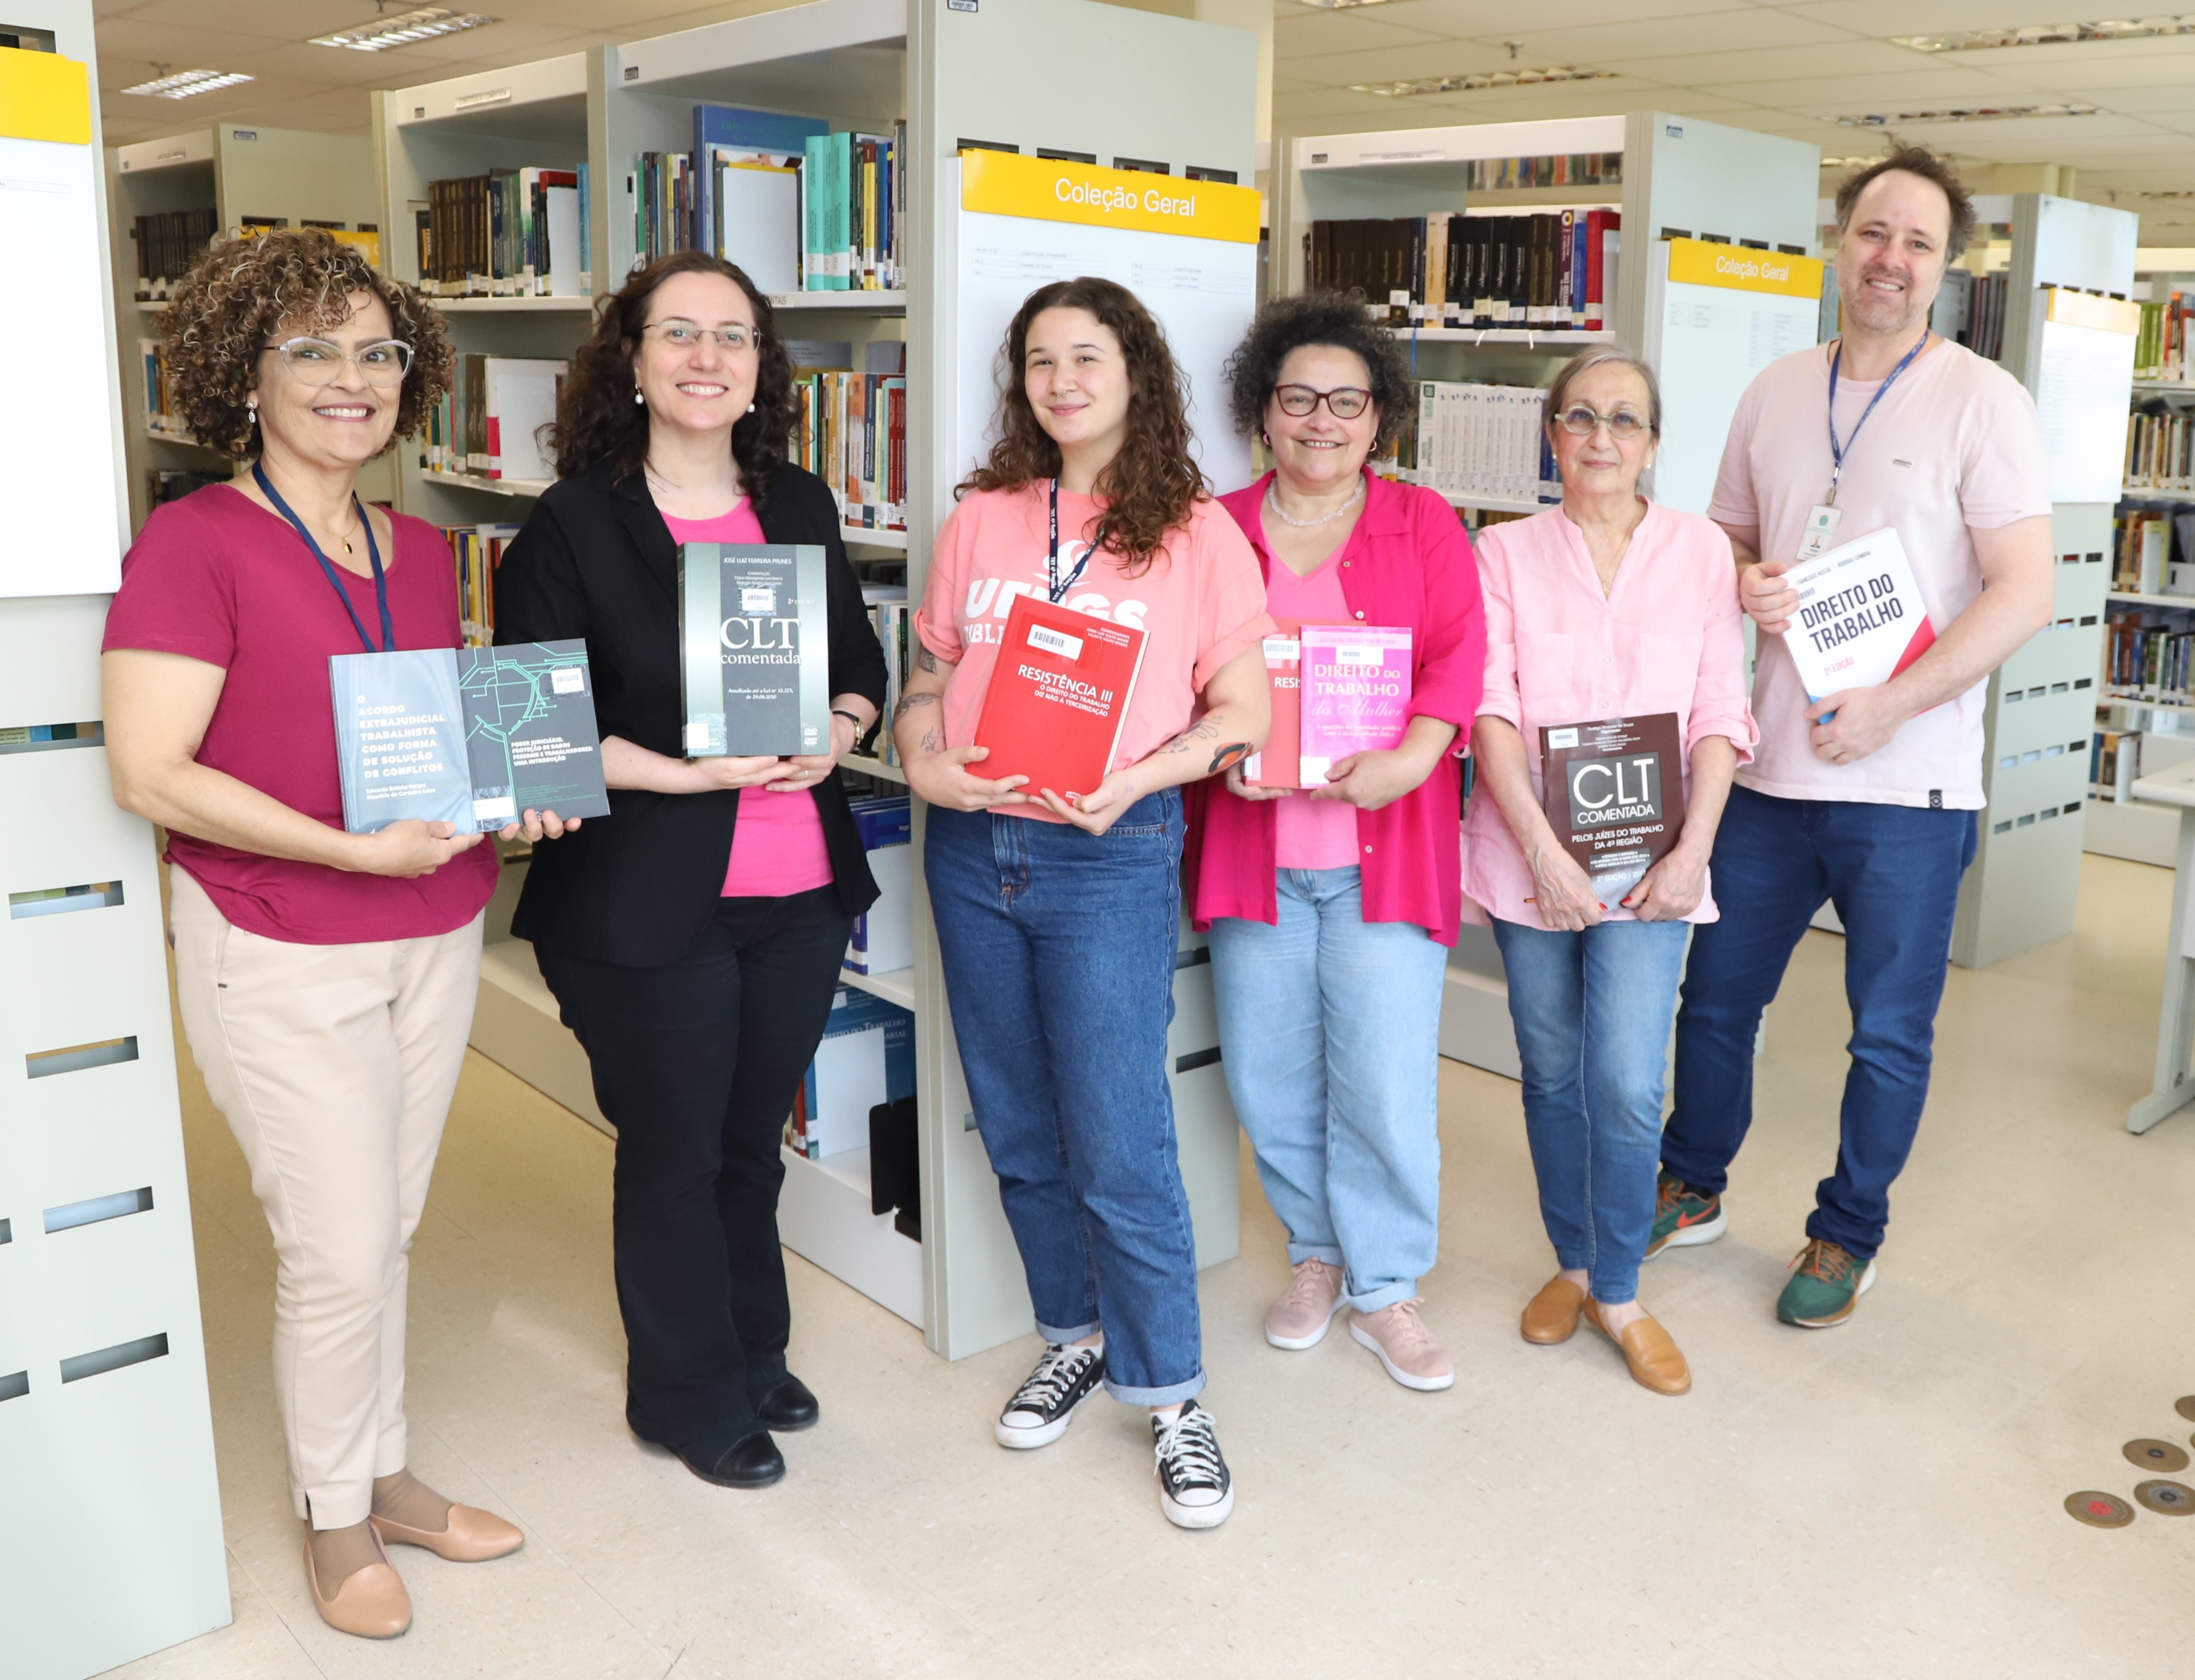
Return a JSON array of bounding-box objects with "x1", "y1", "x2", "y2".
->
[
  {"x1": 420, "y1": 354, "x2": 566, "y2": 484},
  {"x1": 1460, "y1": 152, "x2": 1622, "y2": 191},
  {"x1": 2137, "y1": 291, "x2": 2188, "y2": 382},
  {"x1": 845, "y1": 795, "x2": 912, "y2": 976},
  {"x1": 1308, "y1": 211, "x2": 1620, "y2": 331},
  {"x1": 131, "y1": 208, "x2": 218, "y2": 295},
  {"x1": 437, "y1": 521, "x2": 520, "y2": 648},
  {"x1": 2127, "y1": 407, "x2": 2194, "y2": 492},
  {"x1": 788, "y1": 983, "x2": 914, "y2": 1164},
  {"x1": 2091, "y1": 728, "x2": 2140, "y2": 800},
  {"x1": 415, "y1": 167, "x2": 592, "y2": 299},
  {"x1": 137, "y1": 339, "x2": 189, "y2": 437},
  {"x1": 2103, "y1": 614, "x2": 2195, "y2": 701},
  {"x1": 1394, "y1": 381, "x2": 1561, "y2": 505},
  {"x1": 1957, "y1": 273, "x2": 2008, "y2": 362},
  {"x1": 869, "y1": 599, "x2": 913, "y2": 768},
  {"x1": 2114, "y1": 507, "x2": 2175, "y2": 594},
  {"x1": 791, "y1": 367, "x2": 908, "y2": 532}
]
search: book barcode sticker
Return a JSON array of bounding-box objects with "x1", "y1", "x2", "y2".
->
[
  {"x1": 1547, "y1": 727, "x2": 1580, "y2": 748},
  {"x1": 684, "y1": 721, "x2": 711, "y2": 750},
  {"x1": 1333, "y1": 642, "x2": 1385, "y2": 665},
  {"x1": 1027, "y1": 622, "x2": 1083, "y2": 661},
  {"x1": 472, "y1": 795, "x2": 517, "y2": 823},
  {"x1": 549, "y1": 667, "x2": 586, "y2": 695},
  {"x1": 740, "y1": 586, "x2": 776, "y2": 614},
  {"x1": 1264, "y1": 636, "x2": 1300, "y2": 661}
]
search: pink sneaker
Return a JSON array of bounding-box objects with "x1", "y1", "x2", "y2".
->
[
  {"x1": 1265, "y1": 1257, "x2": 1346, "y2": 1350},
  {"x1": 1349, "y1": 1298, "x2": 1454, "y2": 1391}
]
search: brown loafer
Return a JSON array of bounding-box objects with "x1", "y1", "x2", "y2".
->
[
  {"x1": 1582, "y1": 1299, "x2": 1692, "y2": 1396},
  {"x1": 369, "y1": 1502, "x2": 524, "y2": 1563},
  {"x1": 1520, "y1": 1274, "x2": 1587, "y2": 1345},
  {"x1": 304, "y1": 1526, "x2": 411, "y2": 1639}
]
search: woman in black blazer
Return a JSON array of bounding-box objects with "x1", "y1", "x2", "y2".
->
[{"x1": 495, "y1": 252, "x2": 887, "y2": 1491}]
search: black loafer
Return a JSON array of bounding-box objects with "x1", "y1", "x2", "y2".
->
[
  {"x1": 671, "y1": 1431, "x2": 785, "y2": 1489},
  {"x1": 755, "y1": 1374, "x2": 820, "y2": 1433}
]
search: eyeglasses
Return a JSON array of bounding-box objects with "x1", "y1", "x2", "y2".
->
[
  {"x1": 644, "y1": 321, "x2": 760, "y2": 353},
  {"x1": 1555, "y1": 404, "x2": 1650, "y2": 440},
  {"x1": 263, "y1": 336, "x2": 412, "y2": 387},
  {"x1": 1274, "y1": 384, "x2": 1372, "y2": 420}
]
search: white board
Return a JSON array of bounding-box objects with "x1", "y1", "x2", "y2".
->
[
  {"x1": 2036, "y1": 316, "x2": 2136, "y2": 504},
  {"x1": 0, "y1": 133, "x2": 124, "y2": 597}
]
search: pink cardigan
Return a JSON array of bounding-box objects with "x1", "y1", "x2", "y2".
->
[{"x1": 1186, "y1": 470, "x2": 1486, "y2": 947}]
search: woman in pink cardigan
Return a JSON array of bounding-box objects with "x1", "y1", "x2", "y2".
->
[{"x1": 1189, "y1": 292, "x2": 1485, "y2": 1392}]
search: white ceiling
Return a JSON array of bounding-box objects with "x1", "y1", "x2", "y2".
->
[{"x1": 83, "y1": 0, "x2": 2195, "y2": 235}]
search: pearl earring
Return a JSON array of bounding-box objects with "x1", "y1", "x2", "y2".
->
[
  {"x1": 747, "y1": 401, "x2": 756, "y2": 414},
  {"x1": 634, "y1": 389, "x2": 645, "y2": 407}
]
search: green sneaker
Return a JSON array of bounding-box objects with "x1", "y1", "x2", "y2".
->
[
  {"x1": 1643, "y1": 1171, "x2": 1726, "y2": 1260},
  {"x1": 1777, "y1": 1238, "x2": 1877, "y2": 1327}
]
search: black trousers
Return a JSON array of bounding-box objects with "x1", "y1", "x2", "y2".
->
[{"x1": 537, "y1": 887, "x2": 853, "y2": 1445}]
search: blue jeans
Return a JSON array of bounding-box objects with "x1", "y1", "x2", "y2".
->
[
  {"x1": 923, "y1": 792, "x2": 1202, "y2": 1406},
  {"x1": 1663, "y1": 785, "x2": 1979, "y2": 1262},
  {"x1": 1208, "y1": 868, "x2": 1447, "y2": 1313},
  {"x1": 1493, "y1": 915, "x2": 1691, "y2": 1305}
]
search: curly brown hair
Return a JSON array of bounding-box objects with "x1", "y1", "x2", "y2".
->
[
  {"x1": 1224, "y1": 289, "x2": 1417, "y2": 455},
  {"x1": 159, "y1": 228, "x2": 453, "y2": 459},
  {"x1": 956, "y1": 277, "x2": 1205, "y2": 578},
  {"x1": 549, "y1": 251, "x2": 796, "y2": 510}
]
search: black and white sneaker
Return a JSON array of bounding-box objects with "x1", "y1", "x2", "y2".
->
[
  {"x1": 1152, "y1": 1399, "x2": 1233, "y2": 1529},
  {"x1": 995, "y1": 1342, "x2": 1106, "y2": 1449}
]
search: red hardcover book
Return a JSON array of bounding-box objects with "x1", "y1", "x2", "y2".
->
[
  {"x1": 971, "y1": 594, "x2": 1147, "y2": 801},
  {"x1": 1243, "y1": 617, "x2": 1305, "y2": 789}
]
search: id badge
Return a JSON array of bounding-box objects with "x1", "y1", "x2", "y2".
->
[{"x1": 1796, "y1": 504, "x2": 1841, "y2": 560}]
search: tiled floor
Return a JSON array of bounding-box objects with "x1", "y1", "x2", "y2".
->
[{"x1": 111, "y1": 855, "x2": 2195, "y2": 1679}]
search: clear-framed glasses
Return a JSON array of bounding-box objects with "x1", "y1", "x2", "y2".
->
[
  {"x1": 1274, "y1": 383, "x2": 1372, "y2": 420},
  {"x1": 1556, "y1": 404, "x2": 1649, "y2": 440},
  {"x1": 264, "y1": 336, "x2": 413, "y2": 387},
  {"x1": 645, "y1": 320, "x2": 760, "y2": 353}
]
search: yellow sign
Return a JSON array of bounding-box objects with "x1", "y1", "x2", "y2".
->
[
  {"x1": 1667, "y1": 237, "x2": 1823, "y2": 300},
  {"x1": 0, "y1": 46, "x2": 91, "y2": 145},
  {"x1": 960, "y1": 149, "x2": 1260, "y2": 245},
  {"x1": 2046, "y1": 287, "x2": 2140, "y2": 335}
]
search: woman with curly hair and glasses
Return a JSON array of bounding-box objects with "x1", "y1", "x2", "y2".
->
[
  {"x1": 101, "y1": 229, "x2": 557, "y2": 1639},
  {"x1": 1186, "y1": 290, "x2": 1485, "y2": 1394},
  {"x1": 490, "y1": 252, "x2": 886, "y2": 1495},
  {"x1": 893, "y1": 277, "x2": 1271, "y2": 1529}
]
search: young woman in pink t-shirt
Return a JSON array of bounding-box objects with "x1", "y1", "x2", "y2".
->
[{"x1": 895, "y1": 278, "x2": 1271, "y2": 1529}]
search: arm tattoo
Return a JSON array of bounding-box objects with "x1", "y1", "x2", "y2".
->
[
  {"x1": 1155, "y1": 716, "x2": 1220, "y2": 757},
  {"x1": 1207, "y1": 743, "x2": 1252, "y2": 775},
  {"x1": 891, "y1": 689, "x2": 939, "y2": 727},
  {"x1": 919, "y1": 727, "x2": 943, "y2": 756},
  {"x1": 917, "y1": 645, "x2": 941, "y2": 674}
]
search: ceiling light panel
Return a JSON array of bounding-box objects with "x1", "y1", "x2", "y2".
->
[
  {"x1": 119, "y1": 69, "x2": 255, "y2": 99},
  {"x1": 1352, "y1": 67, "x2": 1614, "y2": 98},
  {"x1": 1298, "y1": 0, "x2": 1392, "y2": 8},
  {"x1": 1836, "y1": 102, "x2": 2102, "y2": 123},
  {"x1": 1893, "y1": 18, "x2": 2195, "y2": 52},
  {"x1": 310, "y1": 7, "x2": 499, "y2": 52}
]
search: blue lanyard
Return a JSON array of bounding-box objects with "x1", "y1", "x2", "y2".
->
[
  {"x1": 1825, "y1": 334, "x2": 1927, "y2": 507},
  {"x1": 1047, "y1": 478, "x2": 1094, "y2": 603},
  {"x1": 254, "y1": 462, "x2": 393, "y2": 653}
]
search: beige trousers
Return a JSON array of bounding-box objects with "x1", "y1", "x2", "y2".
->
[{"x1": 168, "y1": 866, "x2": 484, "y2": 1529}]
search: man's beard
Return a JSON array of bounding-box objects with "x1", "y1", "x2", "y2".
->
[{"x1": 1841, "y1": 266, "x2": 1929, "y2": 335}]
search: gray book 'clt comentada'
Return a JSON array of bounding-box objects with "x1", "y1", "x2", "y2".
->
[
  {"x1": 678, "y1": 542, "x2": 830, "y2": 757},
  {"x1": 330, "y1": 640, "x2": 611, "y2": 834}
]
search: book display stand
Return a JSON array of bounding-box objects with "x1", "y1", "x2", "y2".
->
[
  {"x1": 2, "y1": 7, "x2": 233, "y2": 1677},
  {"x1": 402, "y1": 0, "x2": 1260, "y2": 1363}
]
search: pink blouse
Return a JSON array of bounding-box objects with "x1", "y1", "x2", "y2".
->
[
  {"x1": 1459, "y1": 501, "x2": 1757, "y2": 929},
  {"x1": 659, "y1": 503, "x2": 835, "y2": 899}
]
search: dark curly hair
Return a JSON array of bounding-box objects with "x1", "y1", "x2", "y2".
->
[
  {"x1": 1834, "y1": 143, "x2": 1976, "y2": 263},
  {"x1": 159, "y1": 228, "x2": 453, "y2": 459},
  {"x1": 549, "y1": 251, "x2": 795, "y2": 510},
  {"x1": 956, "y1": 277, "x2": 1204, "y2": 578},
  {"x1": 1224, "y1": 290, "x2": 1416, "y2": 454}
]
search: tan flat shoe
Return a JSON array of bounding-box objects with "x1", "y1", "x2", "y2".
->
[
  {"x1": 1520, "y1": 1274, "x2": 1587, "y2": 1345},
  {"x1": 370, "y1": 1503, "x2": 524, "y2": 1563},
  {"x1": 304, "y1": 1526, "x2": 411, "y2": 1639},
  {"x1": 1583, "y1": 1299, "x2": 1692, "y2": 1396}
]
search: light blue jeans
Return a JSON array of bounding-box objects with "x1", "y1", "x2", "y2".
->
[
  {"x1": 1491, "y1": 915, "x2": 1691, "y2": 1305},
  {"x1": 1208, "y1": 868, "x2": 1448, "y2": 1313}
]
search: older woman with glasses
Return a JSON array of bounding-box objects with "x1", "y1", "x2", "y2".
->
[
  {"x1": 1460, "y1": 345, "x2": 1755, "y2": 1397},
  {"x1": 103, "y1": 230, "x2": 561, "y2": 1638},
  {"x1": 1190, "y1": 291, "x2": 1484, "y2": 1393}
]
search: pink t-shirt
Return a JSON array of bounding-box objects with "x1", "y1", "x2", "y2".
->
[
  {"x1": 1459, "y1": 501, "x2": 1757, "y2": 928},
  {"x1": 1709, "y1": 337, "x2": 2051, "y2": 809},
  {"x1": 1261, "y1": 542, "x2": 1361, "y2": 872},
  {"x1": 100, "y1": 484, "x2": 498, "y2": 944},
  {"x1": 916, "y1": 484, "x2": 1273, "y2": 822},
  {"x1": 661, "y1": 503, "x2": 834, "y2": 897}
]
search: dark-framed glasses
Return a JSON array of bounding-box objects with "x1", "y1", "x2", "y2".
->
[
  {"x1": 1275, "y1": 383, "x2": 1372, "y2": 420},
  {"x1": 1556, "y1": 404, "x2": 1649, "y2": 440},
  {"x1": 265, "y1": 336, "x2": 412, "y2": 387},
  {"x1": 645, "y1": 320, "x2": 760, "y2": 353}
]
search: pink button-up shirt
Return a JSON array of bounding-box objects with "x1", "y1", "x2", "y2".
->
[
  {"x1": 1186, "y1": 469, "x2": 1486, "y2": 947},
  {"x1": 1460, "y1": 500, "x2": 1757, "y2": 929}
]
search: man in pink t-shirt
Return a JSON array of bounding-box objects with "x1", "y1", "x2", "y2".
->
[{"x1": 1651, "y1": 147, "x2": 2056, "y2": 1328}]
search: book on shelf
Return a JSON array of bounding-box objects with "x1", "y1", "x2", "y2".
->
[
  {"x1": 440, "y1": 521, "x2": 521, "y2": 648},
  {"x1": 691, "y1": 104, "x2": 828, "y2": 258},
  {"x1": 971, "y1": 595, "x2": 1148, "y2": 801},
  {"x1": 1307, "y1": 209, "x2": 1619, "y2": 331},
  {"x1": 2115, "y1": 507, "x2": 2173, "y2": 594},
  {"x1": 2092, "y1": 727, "x2": 2141, "y2": 800},
  {"x1": 2136, "y1": 291, "x2": 2187, "y2": 382},
  {"x1": 137, "y1": 338, "x2": 190, "y2": 436},
  {"x1": 1779, "y1": 528, "x2": 1937, "y2": 702},
  {"x1": 677, "y1": 542, "x2": 831, "y2": 756},
  {"x1": 1397, "y1": 380, "x2": 1560, "y2": 505},
  {"x1": 418, "y1": 167, "x2": 590, "y2": 298},
  {"x1": 330, "y1": 640, "x2": 610, "y2": 834},
  {"x1": 1242, "y1": 619, "x2": 1304, "y2": 789},
  {"x1": 1956, "y1": 273, "x2": 2007, "y2": 362},
  {"x1": 1463, "y1": 151, "x2": 1623, "y2": 192},
  {"x1": 422, "y1": 354, "x2": 565, "y2": 481},
  {"x1": 869, "y1": 598, "x2": 912, "y2": 766},
  {"x1": 132, "y1": 207, "x2": 218, "y2": 299},
  {"x1": 2126, "y1": 406, "x2": 2193, "y2": 492},
  {"x1": 789, "y1": 360, "x2": 908, "y2": 531},
  {"x1": 846, "y1": 794, "x2": 912, "y2": 975},
  {"x1": 1298, "y1": 625, "x2": 1412, "y2": 785},
  {"x1": 788, "y1": 985, "x2": 913, "y2": 1161},
  {"x1": 2104, "y1": 612, "x2": 2195, "y2": 702},
  {"x1": 1538, "y1": 712, "x2": 1686, "y2": 907}
]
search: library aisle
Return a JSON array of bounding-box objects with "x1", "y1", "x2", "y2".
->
[{"x1": 111, "y1": 853, "x2": 2195, "y2": 1680}]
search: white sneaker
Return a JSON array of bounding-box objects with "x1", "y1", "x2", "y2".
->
[
  {"x1": 1152, "y1": 1399, "x2": 1233, "y2": 1529},
  {"x1": 1265, "y1": 1257, "x2": 1347, "y2": 1350}
]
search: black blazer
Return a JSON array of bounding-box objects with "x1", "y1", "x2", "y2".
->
[{"x1": 494, "y1": 456, "x2": 889, "y2": 967}]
